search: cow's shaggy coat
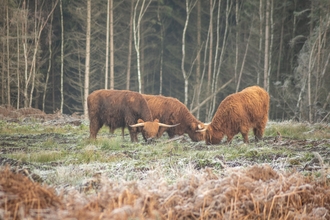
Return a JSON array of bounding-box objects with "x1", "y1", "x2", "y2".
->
[
  {"x1": 204, "y1": 86, "x2": 269, "y2": 144},
  {"x1": 143, "y1": 94, "x2": 205, "y2": 141},
  {"x1": 87, "y1": 89, "x2": 159, "y2": 142}
]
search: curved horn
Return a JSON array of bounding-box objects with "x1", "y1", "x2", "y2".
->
[
  {"x1": 196, "y1": 128, "x2": 206, "y2": 132},
  {"x1": 129, "y1": 122, "x2": 145, "y2": 128},
  {"x1": 158, "y1": 123, "x2": 180, "y2": 128}
]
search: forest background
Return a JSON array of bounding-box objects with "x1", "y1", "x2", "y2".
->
[{"x1": 0, "y1": 0, "x2": 330, "y2": 123}]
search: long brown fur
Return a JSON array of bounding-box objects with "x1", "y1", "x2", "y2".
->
[
  {"x1": 143, "y1": 94, "x2": 205, "y2": 141},
  {"x1": 205, "y1": 86, "x2": 269, "y2": 144},
  {"x1": 87, "y1": 89, "x2": 159, "y2": 142}
]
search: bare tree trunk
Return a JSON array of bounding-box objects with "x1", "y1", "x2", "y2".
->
[
  {"x1": 210, "y1": 0, "x2": 231, "y2": 120},
  {"x1": 16, "y1": 16, "x2": 20, "y2": 109},
  {"x1": 29, "y1": 0, "x2": 38, "y2": 108},
  {"x1": 258, "y1": 0, "x2": 263, "y2": 85},
  {"x1": 276, "y1": 0, "x2": 286, "y2": 82},
  {"x1": 182, "y1": 0, "x2": 193, "y2": 105},
  {"x1": 264, "y1": 0, "x2": 270, "y2": 91},
  {"x1": 23, "y1": 0, "x2": 28, "y2": 107},
  {"x1": 126, "y1": 0, "x2": 134, "y2": 90},
  {"x1": 197, "y1": 1, "x2": 215, "y2": 119},
  {"x1": 1, "y1": 42, "x2": 3, "y2": 104},
  {"x1": 84, "y1": 0, "x2": 91, "y2": 119},
  {"x1": 205, "y1": 0, "x2": 214, "y2": 121},
  {"x1": 6, "y1": 1, "x2": 10, "y2": 105},
  {"x1": 43, "y1": 2, "x2": 54, "y2": 112},
  {"x1": 60, "y1": 0, "x2": 64, "y2": 113},
  {"x1": 194, "y1": 0, "x2": 201, "y2": 110},
  {"x1": 236, "y1": 22, "x2": 253, "y2": 92},
  {"x1": 234, "y1": 0, "x2": 239, "y2": 84},
  {"x1": 133, "y1": 0, "x2": 151, "y2": 93},
  {"x1": 307, "y1": 1, "x2": 313, "y2": 122},
  {"x1": 207, "y1": 0, "x2": 221, "y2": 120},
  {"x1": 267, "y1": 0, "x2": 274, "y2": 92},
  {"x1": 157, "y1": 2, "x2": 164, "y2": 94},
  {"x1": 109, "y1": 0, "x2": 114, "y2": 89},
  {"x1": 105, "y1": 0, "x2": 109, "y2": 89}
]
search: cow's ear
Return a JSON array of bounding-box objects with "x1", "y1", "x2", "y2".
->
[
  {"x1": 153, "y1": 119, "x2": 159, "y2": 123},
  {"x1": 138, "y1": 119, "x2": 145, "y2": 123}
]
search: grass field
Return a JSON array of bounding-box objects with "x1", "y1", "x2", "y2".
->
[{"x1": 1, "y1": 119, "x2": 330, "y2": 219}]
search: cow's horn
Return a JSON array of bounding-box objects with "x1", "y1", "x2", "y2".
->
[
  {"x1": 158, "y1": 123, "x2": 180, "y2": 128},
  {"x1": 129, "y1": 122, "x2": 145, "y2": 128},
  {"x1": 196, "y1": 128, "x2": 206, "y2": 132}
]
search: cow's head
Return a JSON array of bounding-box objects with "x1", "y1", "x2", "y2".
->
[
  {"x1": 130, "y1": 119, "x2": 179, "y2": 141},
  {"x1": 196, "y1": 123, "x2": 222, "y2": 144},
  {"x1": 188, "y1": 123, "x2": 206, "y2": 141}
]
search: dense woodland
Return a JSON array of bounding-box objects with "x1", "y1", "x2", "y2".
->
[{"x1": 0, "y1": 0, "x2": 330, "y2": 123}]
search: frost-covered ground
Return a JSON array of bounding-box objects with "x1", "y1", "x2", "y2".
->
[{"x1": 1, "y1": 108, "x2": 330, "y2": 219}]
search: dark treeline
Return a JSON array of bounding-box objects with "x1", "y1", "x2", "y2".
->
[{"x1": 0, "y1": 0, "x2": 330, "y2": 123}]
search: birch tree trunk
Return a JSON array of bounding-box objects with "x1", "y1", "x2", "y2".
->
[
  {"x1": 43, "y1": 2, "x2": 54, "y2": 112},
  {"x1": 105, "y1": 0, "x2": 109, "y2": 89},
  {"x1": 16, "y1": 15, "x2": 20, "y2": 109},
  {"x1": 84, "y1": 0, "x2": 91, "y2": 119},
  {"x1": 157, "y1": 2, "x2": 164, "y2": 94},
  {"x1": 126, "y1": 0, "x2": 134, "y2": 90},
  {"x1": 133, "y1": 0, "x2": 151, "y2": 93},
  {"x1": 267, "y1": 0, "x2": 274, "y2": 92},
  {"x1": 234, "y1": 0, "x2": 239, "y2": 84},
  {"x1": 60, "y1": 0, "x2": 64, "y2": 113},
  {"x1": 194, "y1": 0, "x2": 201, "y2": 110},
  {"x1": 236, "y1": 22, "x2": 253, "y2": 92},
  {"x1": 264, "y1": 0, "x2": 270, "y2": 91},
  {"x1": 205, "y1": 0, "x2": 214, "y2": 121},
  {"x1": 6, "y1": 2, "x2": 10, "y2": 105},
  {"x1": 258, "y1": 0, "x2": 263, "y2": 85},
  {"x1": 109, "y1": 0, "x2": 114, "y2": 89},
  {"x1": 209, "y1": 0, "x2": 231, "y2": 119},
  {"x1": 181, "y1": 0, "x2": 193, "y2": 105}
]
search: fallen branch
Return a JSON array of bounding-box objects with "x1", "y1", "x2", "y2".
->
[
  {"x1": 191, "y1": 78, "x2": 233, "y2": 114},
  {"x1": 162, "y1": 135, "x2": 185, "y2": 144}
]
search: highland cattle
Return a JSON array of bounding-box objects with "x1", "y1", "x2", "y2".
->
[
  {"x1": 87, "y1": 89, "x2": 176, "y2": 142},
  {"x1": 200, "y1": 86, "x2": 269, "y2": 144},
  {"x1": 142, "y1": 94, "x2": 205, "y2": 141}
]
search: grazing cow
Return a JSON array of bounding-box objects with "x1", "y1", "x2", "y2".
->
[
  {"x1": 201, "y1": 86, "x2": 269, "y2": 144},
  {"x1": 142, "y1": 94, "x2": 205, "y2": 141},
  {"x1": 87, "y1": 89, "x2": 176, "y2": 142}
]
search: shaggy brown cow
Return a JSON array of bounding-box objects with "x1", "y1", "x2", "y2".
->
[
  {"x1": 201, "y1": 86, "x2": 269, "y2": 144},
  {"x1": 87, "y1": 89, "x2": 176, "y2": 142},
  {"x1": 142, "y1": 94, "x2": 205, "y2": 141}
]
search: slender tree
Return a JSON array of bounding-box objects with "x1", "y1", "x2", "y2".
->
[
  {"x1": 60, "y1": 0, "x2": 64, "y2": 113},
  {"x1": 105, "y1": 0, "x2": 109, "y2": 89},
  {"x1": 126, "y1": 0, "x2": 134, "y2": 90},
  {"x1": 43, "y1": 1, "x2": 54, "y2": 112},
  {"x1": 6, "y1": 0, "x2": 10, "y2": 105},
  {"x1": 181, "y1": 0, "x2": 197, "y2": 105},
  {"x1": 264, "y1": 0, "x2": 270, "y2": 91},
  {"x1": 109, "y1": 0, "x2": 114, "y2": 89},
  {"x1": 133, "y1": 0, "x2": 151, "y2": 93},
  {"x1": 84, "y1": 0, "x2": 91, "y2": 119}
]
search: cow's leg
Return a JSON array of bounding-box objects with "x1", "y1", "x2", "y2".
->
[
  {"x1": 89, "y1": 118, "x2": 102, "y2": 139},
  {"x1": 166, "y1": 129, "x2": 176, "y2": 139},
  {"x1": 226, "y1": 135, "x2": 234, "y2": 144},
  {"x1": 121, "y1": 127, "x2": 125, "y2": 139},
  {"x1": 128, "y1": 127, "x2": 138, "y2": 142},
  {"x1": 240, "y1": 127, "x2": 250, "y2": 143},
  {"x1": 158, "y1": 127, "x2": 168, "y2": 138},
  {"x1": 253, "y1": 126, "x2": 264, "y2": 142}
]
